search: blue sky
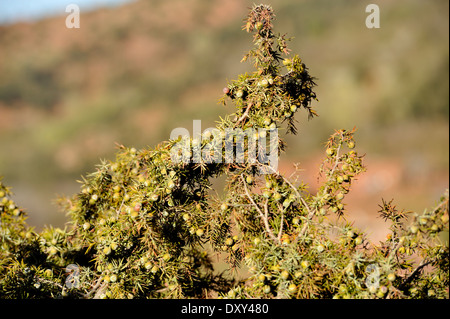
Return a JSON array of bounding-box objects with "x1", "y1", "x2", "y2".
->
[{"x1": 0, "y1": 0, "x2": 135, "y2": 25}]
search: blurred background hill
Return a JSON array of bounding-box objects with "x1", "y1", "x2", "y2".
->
[{"x1": 0, "y1": 0, "x2": 448, "y2": 240}]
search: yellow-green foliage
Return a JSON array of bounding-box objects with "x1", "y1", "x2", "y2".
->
[{"x1": 0, "y1": 4, "x2": 448, "y2": 299}]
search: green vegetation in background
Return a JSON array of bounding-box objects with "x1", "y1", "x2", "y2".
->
[{"x1": 0, "y1": 0, "x2": 448, "y2": 228}]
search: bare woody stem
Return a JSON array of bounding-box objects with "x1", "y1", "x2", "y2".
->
[
  {"x1": 277, "y1": 203, "x2": 285, "y2": 242},
  {"x1": 398, "y1": 260, "x2": 433, "y2": 292},
  {"x1": 262, "y1": 163, "x2": 314, "y2": 240},
  {"x1": 297, "y1": 134, "x2": 345, "y2": 239},
  {"x1": 240, "y1": 174, "x2": 279, "y2": 243},
  {"x1": 234, "y1": 102, "x2": 252, "y2": 128},
  {"x1": 263, "y1": 163, "x2": 313, "y2": 215}
]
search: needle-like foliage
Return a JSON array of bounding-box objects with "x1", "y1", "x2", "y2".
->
[{"x1": 1, "y1": 4, "x2": 448, "y2": 299}]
